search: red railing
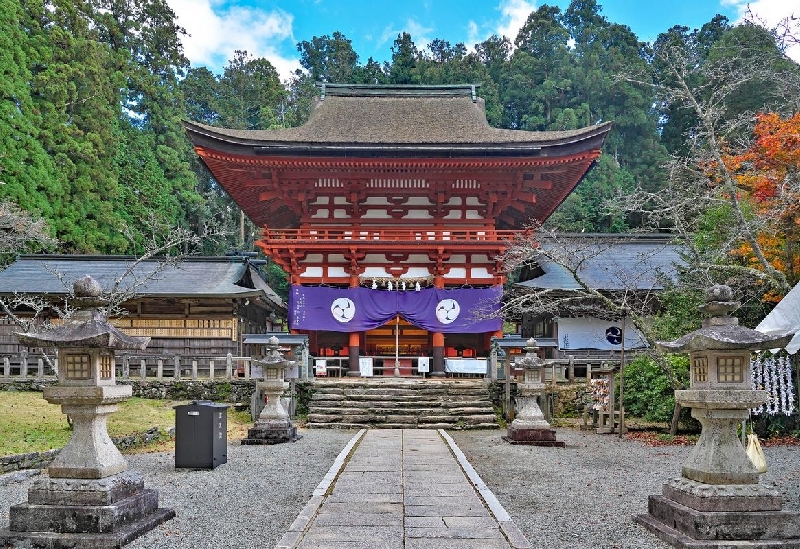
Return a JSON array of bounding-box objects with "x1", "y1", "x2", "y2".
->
[{"x1": 262, "y1": 228, "x2": 519, "y2": 242}]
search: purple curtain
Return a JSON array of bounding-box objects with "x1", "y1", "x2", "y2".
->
[{"x1": 289, "y1": 286, "x2": 502, "y2": 333}]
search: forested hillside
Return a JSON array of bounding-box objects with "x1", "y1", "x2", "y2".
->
[{"x1": 2, "y1": 0, "x2": 799, "y2": 295}]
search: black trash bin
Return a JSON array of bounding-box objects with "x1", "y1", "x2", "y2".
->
[{"x1": 174, "y1": 400, "x2": 229, "y2": 469}]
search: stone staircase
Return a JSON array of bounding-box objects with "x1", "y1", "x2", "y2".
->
[{"x1": 305, "y1": 378, "x2": 499, "y2": 429}]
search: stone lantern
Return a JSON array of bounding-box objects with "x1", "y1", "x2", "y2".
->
[
  {"x1": 635, "y1": 284, "x2": 800, "y2": 546},
  {"x1": 242, "y1": 336, "x2": 299, "y2": 444},
  {"x1": 0, "y1": 275, "x2": 174, "y2": 549},
  {"x1": 502, "y1": 338, "x2": 564, "y2": 447}
]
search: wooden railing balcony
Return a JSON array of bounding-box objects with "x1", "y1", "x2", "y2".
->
[{"x1": 262, "y1": 228, "x2": 519, "y2": 243}]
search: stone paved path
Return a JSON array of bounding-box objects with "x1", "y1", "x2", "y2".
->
[{"x1": 275, "y1": 429, "x2": 531, "y2": 549}]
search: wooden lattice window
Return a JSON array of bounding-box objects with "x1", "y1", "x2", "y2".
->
[
  {"x1": 64, "y1": 354, "x2": 91, "y2": 380},
  {"x1": 717, "y1": 357, "x2": 743, "y2": 383},
  {"x1": 100, "y1": 355, "x2": 112, "y2": 379},
  {"x1": 692, "y1": 356, "x2": 708, "y2": 383}
]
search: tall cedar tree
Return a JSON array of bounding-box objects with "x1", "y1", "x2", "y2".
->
[
  {"x1": 0, "y1": 0, "x2": 60, "y2": 227},
  {"x1": 24, "y1": 0, "x2": 127, "y2": 253}
]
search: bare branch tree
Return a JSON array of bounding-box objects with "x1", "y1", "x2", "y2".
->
[
  {"x1": 0, "y1": 200, "x2": 56, "y2": 260},
  {"x1": 499, "y1": 225, "x2": 689, "y2": 432},
  {"x1": 615, "y1": 24, "x2": 800, "y2": 297}
]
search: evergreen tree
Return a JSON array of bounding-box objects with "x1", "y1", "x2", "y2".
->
[
  {"x1": 503, "y1": 5, "x2": 575, "y2": 130},
  {"x1": 0, "y1": 0, "x2": 59, "y2": 227},
  {"x1": 25, "y1": 0, "x2": 127, "y2": 252},
  {"x1": 92, "y1": 0, "x2": 202, "y2": 234},
  {"x1": 387, "y1": 32, "x2": 421, "y2": 84},
  {"x1": 218, "y1": 50, "x2": 286, "y2": 130},
  {"x1": 296, "y1": 31, "x2": 360, "y2": 83}
]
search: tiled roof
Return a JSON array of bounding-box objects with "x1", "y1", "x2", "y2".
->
[
  {"x1": 0, "y1": 255, "x2": 284, "y2": 308},
  {"x1": 516, "y1": 235, "x2": 683, "y2": 291}
]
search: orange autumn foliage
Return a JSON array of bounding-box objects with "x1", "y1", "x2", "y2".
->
[{"x1": 724, "y1": 112, "x2": 800, "y2": 292}]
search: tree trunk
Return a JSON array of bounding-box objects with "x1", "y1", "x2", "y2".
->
[{"x1": 669, "y1": 401, "x2": 681, "y2": 435}]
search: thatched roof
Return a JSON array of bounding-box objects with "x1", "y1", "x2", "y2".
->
[{"x1": 185, "y1": 84, "x2": 611, "y2": 157}]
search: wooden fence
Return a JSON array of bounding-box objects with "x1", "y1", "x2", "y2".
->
[{"x1": 0, "y1": 353, "x2": 311, "y2": 382}]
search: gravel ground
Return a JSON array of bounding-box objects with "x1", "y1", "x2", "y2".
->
[
  {"x1": 1, "y1": 427, "x2": 799, "y2": 549},
  {"x1": 450, "y1": 428, "x2": 800, "y2": 549}
]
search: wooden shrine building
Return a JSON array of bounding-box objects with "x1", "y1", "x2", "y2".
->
[
  {"x1": 185, "y1": 84, "x2": 611, "y2": 377},
  {"x1": 0, "y1": 255, "x2": 286, "y2": 371}
]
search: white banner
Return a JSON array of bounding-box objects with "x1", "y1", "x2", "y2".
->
[
  {"x1": 445, "y1": 358, "x2": 487, "y2": 373},
  {"x1": 417, "y1": 356, "x2": 430, "y2": 373},
  {"x1": 314, "y1": 359, "x2": 328, "y2": 376},
  {"x1": 358, "y1": 357, "x2": 374, "y2": 377},
  {"x1": 557, "y1": 317, "x2": 647, "y2": 350}
]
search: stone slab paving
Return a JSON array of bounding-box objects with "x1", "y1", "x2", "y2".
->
[{"x1": 275, "y1": 428, "x2": 531, "y2": 549}]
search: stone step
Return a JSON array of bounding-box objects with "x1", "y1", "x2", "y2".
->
[
  {"x1": 311, "y1": 390, "x2": 491, "y2": 399},
  {"x1": 309, "y1": 403, "x2": 494, "y2": 414},
  {"x1": 311, "y1": 383, "x2": 487, "y2": 393},
  {"x1": 330, "y1": 394, "x2": 444, "y2": 403},
  {"x1": 304, "y1": 421, "x2": 499, "y2": 430},
  {"x1": 309, "y1": 399, "x2": 484, "y2": 409},
  {"x1": 305, "y1": 379, "x2": 499, "y2": 430},
  {"x1": 306, "y1": 412, "x2": 497, "y2": 426}
]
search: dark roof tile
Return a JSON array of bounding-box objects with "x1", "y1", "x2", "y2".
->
[{"x1": 0, "y1": 256, "x2": 283, "y2": 308}]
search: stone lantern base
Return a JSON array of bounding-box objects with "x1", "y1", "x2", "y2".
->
[
  {"x1": 0, "y1": 471, "x2": 175, "y2": 549},
  {"x1": 241, "y1": 379, "x2": 300, "y2": 445},
  {"x1": 241, "y1": 418, "x2": 300, "y2": 445},
  {"x1": 502, "y1": 427, "x2": 565, "y2": 447},
  {"x1": 501, "y1": 389, "x2": 565, "y2": 447},
  {"x1": 635, "y1": 478, "x2": 800, "y2": 547}
]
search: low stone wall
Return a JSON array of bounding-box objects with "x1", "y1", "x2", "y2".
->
[
  {"x1": 1, "y1": 427, "x2": 172, "y2": 475},
  {"x1": 1, "y1": 378, "x2": 257, "y2": 403},
  {"x1": 487, "y1": 380, "x2": 593, "y2": 418},
  {"x1": 122, "y1": 379, "x2": 257, "y2": 403},
  {"x1": 0, "y1": 379, "x2": 57, "y2": 392},
  {"x1": 0, "y1": 449, "x2": 60, "y2": 474}
]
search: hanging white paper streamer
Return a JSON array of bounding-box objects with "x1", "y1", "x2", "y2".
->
[{"x1": 751, "y1": 353, "x2": 795, "y2": 416}]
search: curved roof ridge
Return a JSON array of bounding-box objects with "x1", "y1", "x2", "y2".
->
[{"x1": 185, "y1": 91, "x2": 612, "y2": 147}]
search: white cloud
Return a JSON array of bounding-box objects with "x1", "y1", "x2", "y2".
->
[
  {"x1": 496, "y1": 0, "x2": 536, "y2": 42},
  {"x1": 405, "y1": 19, "x2": 435, "y2": 51},
  {"x1": 463, "y1": 0, "x2": 536, "y2": 54},
  {"x1": 723, "y1": 0, "x2": 800, "y2": 62},
  {"x1": 168, "y1": 0, "x2": 301, "y2": 82},
  {"x1": 376, "y1": 18, "x2": 435, "y2": 54},
  {"x1": 466, "y1": 20, "x2": 480, "y2": 50}
]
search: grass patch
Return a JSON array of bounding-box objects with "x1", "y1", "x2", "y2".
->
[{"x1": 0, "y1": 391, "x2": 255, "y2": 456}]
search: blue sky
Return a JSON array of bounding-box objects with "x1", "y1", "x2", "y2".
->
[{"x1": 165, "y1": 0, "x2": 798, "y2": 81}]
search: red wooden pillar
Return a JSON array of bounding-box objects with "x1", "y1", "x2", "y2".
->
[
  {"x1": 347, "y1": 272, "x2": 362, "y2": 376},
  {"x1": 431, "y1": 332, "x2": 445, "y2": 377},
  {"x1": 347, "y1": 331, "x2": 361, "y2": 377},
  {"x1": 431, "y1": 273, "x2": 446, "y2": 376}
]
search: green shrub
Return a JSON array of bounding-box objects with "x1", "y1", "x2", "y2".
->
[
  {"x1": 750, "y1": 412, "x2": 800, "y2": 438},
  {"x1": 623, "y1": 355, "x2": 689, "y2": 424},
  {"x1": 293, "y1": 381, "x2": 315, "y2": 417}
]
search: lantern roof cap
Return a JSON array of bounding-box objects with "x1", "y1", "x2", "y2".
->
[
  {"x1": 657, "y1": 285, "x2": 793, "y2": 353},
  {"x1": 15, "y1": 275, "x2": 149, "y2": 351}
]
